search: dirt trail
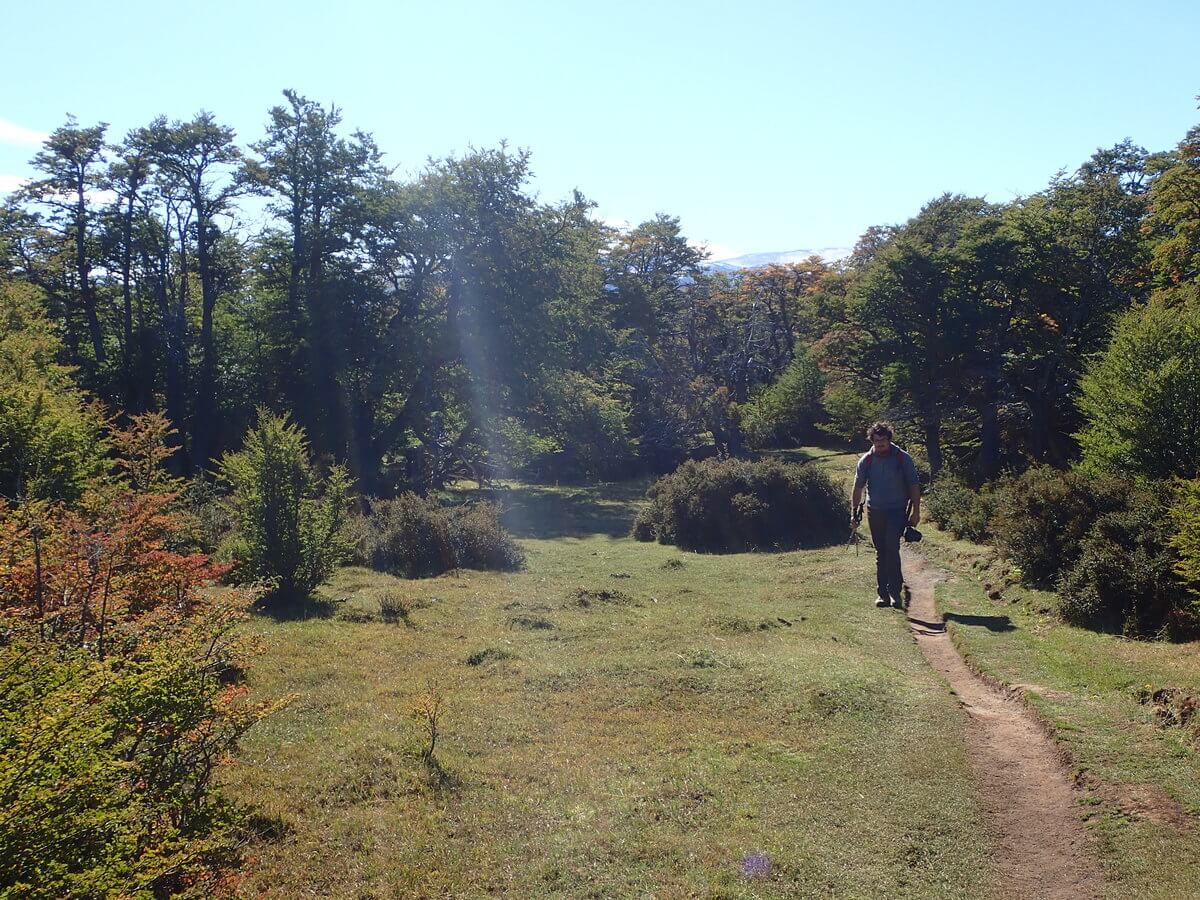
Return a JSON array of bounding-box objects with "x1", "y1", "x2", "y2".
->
[{"x1": 902, "y1": 548, "x2": 1104, "y2": 900}]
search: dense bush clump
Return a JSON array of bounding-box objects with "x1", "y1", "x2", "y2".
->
[
  {"x1": 925, "y1": 472, "x2": 996, "y2": 543},
  {"x1": 979, "y1": 467, "x2": 1197, "y2": 638},
  {"x1": 1057, "y1": 482, "x2": 1196, "y2": 638},
  {"x1": 632, "y1": 457, "x2": 848, "y2": 552},
  {"x1": 988, "y1": 466, "x2": 1132, "y2": 587},
  {"x1": 219, "y1": 411, "x2": 351, "y2": 602},
  {"x1": 352, "y1": 494, "x2": 525, "y2": 577}
]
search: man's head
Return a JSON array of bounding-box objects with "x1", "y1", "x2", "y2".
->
[{"x1": 867, "y1": 421, "x2": 894, "y2": 453}]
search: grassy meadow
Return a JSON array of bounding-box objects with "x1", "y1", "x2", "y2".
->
[
  {"x1": 222, "y1": 447, "x2": 1199, "y2": 898},
  {"x1": 222, "y1": 468, "x2": 996, "y2": 898}
]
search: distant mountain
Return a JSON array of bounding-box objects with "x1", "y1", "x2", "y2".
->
[{"x1": 705, "y1": 247, "x2": 852, "y2": 271}]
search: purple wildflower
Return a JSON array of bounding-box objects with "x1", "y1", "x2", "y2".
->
[{"x1": 741, "y1": 851, "x2": 772, "y2": 877}]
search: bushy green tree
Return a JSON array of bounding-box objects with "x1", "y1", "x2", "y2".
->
[
  {"x1": 219, "y1": 411, "x2": 351, "y2": 601},
  {"x1": 0, "y1": 279, "x2": 106, "y2": 503},
  {"x1": 1171, "y1": 477, "x2": 1200, "y2": 605},
  {"x1": 1075, "y1": 298, "x2": 1200, "y2": 479},
  {"x1": 742, "y1": 351, "x2": 824, "y2": 448}
]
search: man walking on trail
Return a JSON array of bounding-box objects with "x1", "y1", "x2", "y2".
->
[{"x1": 851, "y1": 422, "x2": 921, "y2": 609}]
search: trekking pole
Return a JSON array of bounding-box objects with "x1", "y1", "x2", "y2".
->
[{"x1": 847, "y1": 503, "x2": 865, "y2": 556}]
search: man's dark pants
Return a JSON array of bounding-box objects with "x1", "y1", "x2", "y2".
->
[{"x1": 867, "y1": 505, "x2": 907, "y2": 602}]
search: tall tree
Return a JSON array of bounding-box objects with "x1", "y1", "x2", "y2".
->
[
  {"x1": 245, "y1": 90, "x2": 384, "y2": 463},
  {"x1": 103, "y1": 134, "x2": 154, "y2": 409},
  {"x1": 19, "y1": 117, "x2": 109, "y2": 368},
  {"x1": 144, "y1": 113, "x2": 245, "y2": 469}
]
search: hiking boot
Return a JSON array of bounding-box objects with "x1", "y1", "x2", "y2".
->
[{"x1": 874, "y1": 597, "x2": 890, "y2": 608}]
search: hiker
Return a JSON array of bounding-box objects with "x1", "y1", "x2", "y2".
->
[{"x1": 851, "y1": 422, "x2": 921, "y2": 609}]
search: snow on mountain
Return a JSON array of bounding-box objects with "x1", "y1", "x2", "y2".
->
[{"x1": 705, "y1": 247, "x2": 852, "y2": 270}]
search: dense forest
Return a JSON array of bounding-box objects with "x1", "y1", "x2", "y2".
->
[
  {"x1": 3, "y1": 90, "x2": 1200, "y2": 894},
  {"x1": 3, "y1": 93, "x2": 1198, "y2": 493}
]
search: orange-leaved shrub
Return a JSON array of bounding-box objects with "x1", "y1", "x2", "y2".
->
[{"x1": 0, "y1": 423, "x2": 280, "y2": 897}]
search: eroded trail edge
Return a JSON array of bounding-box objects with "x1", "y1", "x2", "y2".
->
[{"x1": 902, "y1": 549, "x2": 1103, "y2": 900}]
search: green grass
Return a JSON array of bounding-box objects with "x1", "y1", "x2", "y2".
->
[{"x1": 222, "y1": 474, "x2": 995, "y2": 898}]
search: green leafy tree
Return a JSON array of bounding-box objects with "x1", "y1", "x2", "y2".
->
[
  {"x1": 142, "y1": 112, "x2": 245, "y2": 468},
  {"x1": 742, "y1": 350, "x2": 825, "y2": 447},
  {"x1": 1145, "y1": 123, "x2": 1200, "y2": 298},
  {"x1": 1076, "y1": 297, "x2": 1200, "y2": 479},
  {"x1": 0, "y1": 279, "x2": 106, "y2": 503},
  {"x1": 18, "y1": 117, "x2": 110, "y2": 368},
  {"x1": 219, "y1": 411, "x2": 351, "y2": 601}
]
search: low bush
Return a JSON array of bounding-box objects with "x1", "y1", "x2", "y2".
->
[
  {"x1": 632, "y1": 457, "x2": 848, "y2": 552},
  {"x1": 1057, "y1": 482, "x2": 1197, "y2": 638},
  {"x1": 352, "y1": 494, "x2": 524, "y2": 578},
  {"x1": 988, "y1": 466, "x2": 1132, "y2": 587},
  {"x1": 982, "y1": 467, "x2": 1196, "y2": 638},
  {"x1": 0, "y1": 486, "x2": 277, "y2": 897},
  {"x1": 925, "y1": 472, "x2": 996, "y2": 543}
]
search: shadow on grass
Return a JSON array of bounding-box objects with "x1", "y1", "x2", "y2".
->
[
  {"x1": 251, "y1": 594, "x2": 339, "y2": 622},
  {"x1": 448, "y1": 480, "x2": 650, "y2": 540},
  {"x1": 944, "y1": 612, "x2": 1016, "y2": 632}
]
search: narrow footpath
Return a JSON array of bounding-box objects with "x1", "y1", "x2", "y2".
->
[{"x1": 902, "y1": 549, "x2": 1105, "y2": 900}]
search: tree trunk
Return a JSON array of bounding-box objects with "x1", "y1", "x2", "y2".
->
[
  {"x1": 191, "y1": 213, "x2": 219, "y2": 470},
  {"x1": 120, "y1": 194, "x2": 137, "y2": 409},
  {"x1": 153, "y1": 240, "x2": 190, "y2": 475},
  {"x1": 923, "y1": 407, "x2": 943, "y2": 476},
  {"x1": 979, "y1": 397, "x2": 1000, "y2": 478},
  {"x1": 75, "y1": 188, "x2": 105, "y2": 364}
]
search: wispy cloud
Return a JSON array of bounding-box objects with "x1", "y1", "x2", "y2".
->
[{"x1": 0, "y1": 118, "x2": 48, "y2": 147}]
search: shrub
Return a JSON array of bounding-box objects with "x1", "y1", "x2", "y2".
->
[
  {"x1": 632, "y1": 457, "x2": 848, "y2": 552},
  {"x1": 989, "y1": 466, "x2": 1132, "y2": 587},
  {"x1": 0, "y1": 487, "x2": 277, "y2": 897},
  {"x1": 378, "y1": 590, "x2": 413, "y2": 624},
  {"x1": 1056, "y1": 482, "x2": 1196, "y2": 638},
  {"x1": 925, "y1": 472, "x2": 996, "y2": 543},
  {"x1": 1170, "y1": 477, "x2": 1200, "y2": 606},
  {"x1": 219, "y1": 411, "x2": 351, "y2": 602},
  {"x1": 353, "y1": 494, "x2": 524, "y2": 578}
]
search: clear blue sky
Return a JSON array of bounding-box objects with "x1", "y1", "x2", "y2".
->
[{"x1": 2, "y1": 0, "x2": 1197, "y2": 258}]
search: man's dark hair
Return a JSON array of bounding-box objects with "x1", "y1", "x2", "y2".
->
[{"x1": 867, "y1": 421, "x2": 893, "y2": 440}]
